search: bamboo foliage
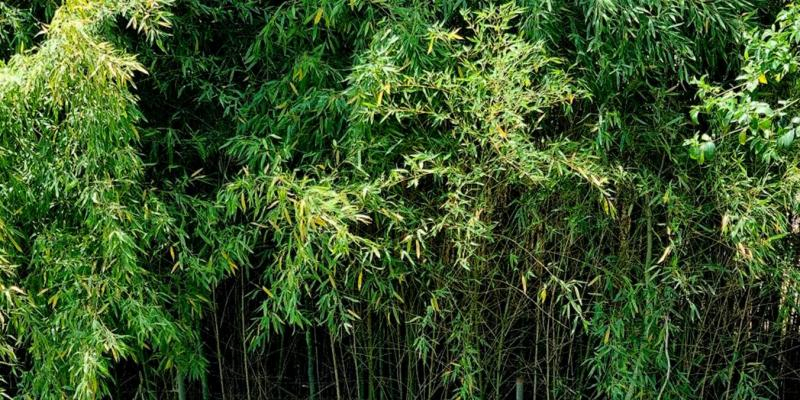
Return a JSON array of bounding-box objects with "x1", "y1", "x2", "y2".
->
[
  {"x1": 3, "y1": 0, "x2": 800, "y2": 399},
  {"x1": 1, "y1": 1, "x2": 201, "y2": 398}
]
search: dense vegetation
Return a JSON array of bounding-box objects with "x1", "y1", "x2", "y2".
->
[{"x1": 3, "y1": 0, "x2": 800, "y2": 398}]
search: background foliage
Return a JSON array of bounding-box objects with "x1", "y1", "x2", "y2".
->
[{"x1": 3, "y1": 0, "x2": 800, "y2": 399}]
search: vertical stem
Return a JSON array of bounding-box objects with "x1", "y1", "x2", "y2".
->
[
  {"x1": 396, "y1": 327, "x2": 402, "y2": 400},
  {"x1": 426, "y1": 346, "x2": 434, "y2": 400},
  {"x1": 515, "y1": 376, "x2": 524, "y2": 400},
  {"x1": 534, "y1": 311, "x2": 539, "y2": 399},
  {"x1": 211, "y1": 290, "x2": 226, "y2": 400},
  {"x1": 368, "y1": 316, "x2": 376, "y2": 400},
  {"x1": 355, "y1": 333, "x2": 364, "y2": 400},
  {"x1": 330, "y1": 331, "x2": 342, "y2": 400},
  {"x1": 306, "y1": 329, "x2": 318, "y2": 400},
  {"x1": 405, "y1": 323, "x2": 414, "y2": 400},
  {"x1": 340, "y1": 337, "x2": 352, "y2": 397},
  {"x1": 241, "y1": 273, "x2": 252, "y2": 400},
  {"x1": 656, "y1": 316, "x2": 671, "y2": 400},
  {"x1": 377, "y1": 324, "x2": 384, "y2": 400},
  {"x1": 315, "y1": 329, "x2": 321, "y2": 400},
  {"x1": 176, "y1": 370, "x2": 186, "y2": 400},
  {"x1": 277, "y1": 334, "x2": 286, "y2": 393},
  {"x1": 139, "y1": 368, "x2": 148, "y2": 397},
  {"x1": 545, "y1": 302, "x2": 552, "y2": 400},
  {"x1": 201, "y1": 370, "x2": 210, "y2": 400}
]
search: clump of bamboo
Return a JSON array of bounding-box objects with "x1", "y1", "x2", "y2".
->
[{"x1": 3, "y1": 0, "x2": 800, "y2": 399}]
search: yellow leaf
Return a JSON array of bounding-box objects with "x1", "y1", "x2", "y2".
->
[
  {"x1": 282, "y1": 208, "x2": 292, "y2": 224},
  {"x1": 169, "y1": 246, "x2": 175, "y2": 261},
  {"x1": 521, "y1": 273, "x2": 527, "y2": 294},
  {"x1": 222, "y1": 251, "x2": 238, "y2": 272},
  {"x1": 721, "y1": 213, "x2": 730, "y2": 233},
  {"x1": 496, "y1": 125, "x2": 507, "y2": 138},
  {"x1": 240, "y1": 192, "x2": 247, "y2": 211},
  {"x1": 427, "y1": 37, "x2": 435, "y2": 54},
  {"x1": 376, "y1": 90, "x2": 384, "y2": 106},
  {"x1": 758, "y1": 73, "x2": 767, "y2": 84},
  {"x1": 600, "y1": 196, "x2": 616, "y2": 218},
  {"x1": 656, "y1": 245, "x2": 672, "y2": 264},
  {"x1": 262, "y1": 286, "x2": 274, "y2": 298},
  {"x1": 347, "y1": 309, "x2": 362, "y2": 320},
  {"x1": 431, "y1": 296, "x2": 440, "y2": 312},
  {"x1": 392, "y1": 291, "x2": 404, "y2": 303},
  {"x1": 313, "y1": 8, "x2": 323, "y2": 26},
  {"x1": 357, "y1": 270, "x2": 363, "y2": 291},
  {"x1": 603, "y1": 327, "x2": 611, "y2": 344},
  {"x1": 538, "y1": 287, "x2": 547, "y2": 304},
  {"x1": 328, "y1": 273, "x2": 337, "y2": 289},
  {"x1": 737, "y1": 242, "x2": 752, "y2": 260},
  {"x1": 8, "y1": 236, "x2": 22, "y2": 252}
]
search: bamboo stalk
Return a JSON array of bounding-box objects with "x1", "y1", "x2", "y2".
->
[
  {"x1": 176, "y1": 370, "x2": 186, "y2": 400},
  {"x1": 368, "y1": 316, "x2": 376, "y2": 400},
  {"x1": 201, "y1": 371, "x2": 210, "y2": 400},
  {"x1": 211, "y1": 290, "x2": 226, "y2": 400},
  {"x1": 355, "y1": 332, "x2": 364, "y2": 400},
  {"x1": 405, "y1": 322, "x2": 414, "y2": 400},
  {"x1": 241, "y1": 273, "x2": 252, "y2": 400},
  {"x1": 306, "y1": 329, "x2": 318, "y2": 400},
  {"x1": 330, "y1": 331, "x2": 342, "y2": 400}
]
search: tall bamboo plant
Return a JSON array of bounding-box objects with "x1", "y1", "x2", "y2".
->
[{"x1": 4, "y1": 0, "x2": 800, "y2": 399}]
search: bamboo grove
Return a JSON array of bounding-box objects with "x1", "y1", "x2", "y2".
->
[{"x1": 4, "y1": 0, "x2": 800, "y2": 399}]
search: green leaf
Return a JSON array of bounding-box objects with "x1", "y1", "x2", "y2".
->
[
  {"x1": 700, "y1": 140, "x2": 716, "y2": 161},
  {"x1": 690, "y1": 108, "x2": 700, "y2": 125},
  {"x1": 777, "y1": 129, "x2": 795, "y2": 147}
]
